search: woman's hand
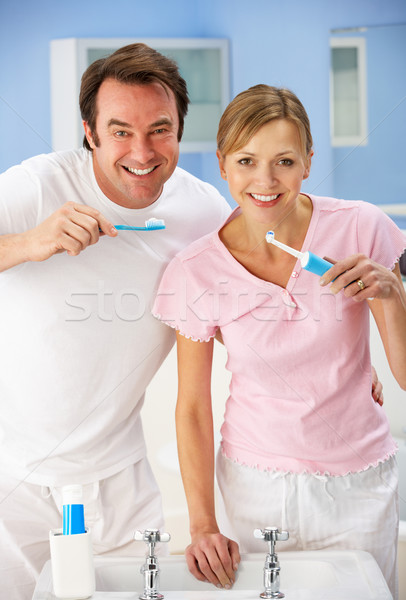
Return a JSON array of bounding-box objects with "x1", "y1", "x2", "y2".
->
[
  {"x1": 185, "y1": 531, "x2": 240, "y2": 589},
  {"x1": 322, "y1": 254, "x2": 406, "y2": 389},
  {"x1": 320, "y1": 253, "x2": 400, "y2": 301},
  {"x1": 371, "y1": 366, "x2": 384, "y2": 406}
]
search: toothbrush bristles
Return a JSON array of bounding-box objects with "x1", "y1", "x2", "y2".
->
[{"x1": 145, "y1": 218, "x2": 165, "y2": 230}]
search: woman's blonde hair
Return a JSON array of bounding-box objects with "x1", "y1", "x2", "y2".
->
[{"x1": 217, "y1": 84, "x2": 313, "y2": 157}]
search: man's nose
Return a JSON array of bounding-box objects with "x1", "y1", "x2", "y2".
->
[{"x1": 129, "y1": 135, "x2": 155, "y2": 164}]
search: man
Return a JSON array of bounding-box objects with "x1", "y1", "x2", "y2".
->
[{"x1": 0, "y1": 43, "x2": 231, "y2": 599}]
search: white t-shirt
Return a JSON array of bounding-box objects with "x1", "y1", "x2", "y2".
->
[{"x1": 0, "y1": 148, "x2": 231, "y2": 486}]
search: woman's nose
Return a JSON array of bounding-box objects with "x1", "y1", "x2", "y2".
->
[{"x1": 257, "y1": 165, "x2": 278, "y2": 186}]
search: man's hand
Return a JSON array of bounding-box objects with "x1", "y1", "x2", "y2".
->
[{"x1": 23, "y1": 201, "x2": 117, "y2": 262}]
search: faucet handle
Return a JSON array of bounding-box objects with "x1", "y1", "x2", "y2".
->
[
  {"x1": 254, "y1": 527, "x2": 289, "y2": 542},
  {"x1": 254, "y1": 527, "x2": 289, "y2": 556},
  {"x1": 134, "y1": 529, "x2": 171, "y2": 544}
]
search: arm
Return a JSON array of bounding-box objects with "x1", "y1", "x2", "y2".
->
[
  {"x1": 0, "y1": 201, "x2": 117, "y2": 273},
  {"x1": 323, "y1": 258, "x2": 384, "y2": 405},
  {"x1": 175, "y1": 331, "x2": 240, "y2": 588},
  {"x1": 321, "y1": 255, "x2": 406, "y2": 389}
]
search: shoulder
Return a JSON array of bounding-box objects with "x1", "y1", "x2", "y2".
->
[
  {"x1": 175, "y1": 230, "x2": 219, "y2": 264},
  {"x1": 18, "y1": 148, "x2": 90, "y2": 177},
  {"x1": 313, "y1": 194, "x2": 393, "y2": 223},
  {"x1": 311, "y1": 194, "x2": 362, "y2": 214},
  {"x1": 167, "y1": 167, "x2": 224, "y2": 198},
  {"x1": 166, "y1": 167, "x2": 230, "y2": 216},
  {"x1": 311, "y1": 194, "x2": 392, "y2": 225}
]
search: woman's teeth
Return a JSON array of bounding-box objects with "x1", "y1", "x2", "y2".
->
[
  {"x1": 125, "y1": 166, "x2": 155, "y2": 176},
  {"x1": 251, "y1": 193, "x2": 279, "y2": 202}
]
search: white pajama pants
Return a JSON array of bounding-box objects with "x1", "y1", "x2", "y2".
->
[
  {"x1": 0, "y1": 458, "x2": 164, "y2": 600},
  {"x1": 216, "y1": 451, "x2": 399, "y2": 599}
]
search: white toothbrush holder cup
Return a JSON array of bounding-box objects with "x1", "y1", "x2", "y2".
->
[{"x1": 49, "y1": 528, "x2": 95, "y2": 599}]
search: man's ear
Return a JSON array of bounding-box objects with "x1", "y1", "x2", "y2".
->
[{"x1": 83, "y1": 121, "x2": 95, "y2": 149}]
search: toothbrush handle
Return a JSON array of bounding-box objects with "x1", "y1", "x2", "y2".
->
[{"x1": 302, "y1": 252, "x2": 334, "y2": 277}]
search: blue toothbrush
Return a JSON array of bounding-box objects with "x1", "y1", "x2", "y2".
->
[{"x1": 114, "y1": 218, "x2": 165, "y2": 231}]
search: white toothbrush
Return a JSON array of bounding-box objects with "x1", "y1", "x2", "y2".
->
[{"x1": 266, "y1": 230, "x2": 332, "y2": 276}]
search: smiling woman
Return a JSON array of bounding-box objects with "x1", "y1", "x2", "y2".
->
[{"x1": 153, "y1": 84, "x2": 406, "y2": 598}]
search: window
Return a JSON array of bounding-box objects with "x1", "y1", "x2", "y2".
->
[{"x1": 330, "y1": 37, "x2": 367, "y2": 146}]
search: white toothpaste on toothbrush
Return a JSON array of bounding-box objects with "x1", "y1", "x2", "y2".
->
[{"x1": 265, "y1": 231, "x2": 333, "y2": 277}]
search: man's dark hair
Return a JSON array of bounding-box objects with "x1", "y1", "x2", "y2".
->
[{"x1": 79, "y1": 43, "x2": 189, "y2": 149}]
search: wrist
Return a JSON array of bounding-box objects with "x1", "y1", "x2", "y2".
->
[{"x1": 190, "y1": 518, "x2": 219, "y2": 539}]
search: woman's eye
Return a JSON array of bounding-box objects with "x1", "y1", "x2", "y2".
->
[
  {"x1": 238, "y1": 158, "x2": 253, "y2": 165},
  {"x1": 278, "y1": 159, "x2": 293, "y2": 166}
]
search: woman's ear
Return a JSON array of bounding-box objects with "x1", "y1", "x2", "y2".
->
[
  {"x1": 216, "y1": 149, "x2": 227, "y2": 180},
  {"x1": 303, "y1": 149, "x2": 314, "y2": 180}
]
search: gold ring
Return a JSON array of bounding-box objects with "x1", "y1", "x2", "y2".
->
[{"x1": 357, "y1": 279, "x2": 366, "y2": 291}]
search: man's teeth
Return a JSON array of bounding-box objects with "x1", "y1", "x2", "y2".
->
[
  {"x1": 126, "y1": 166, "x2": 155, "y2": 175},
  {"x1": 251, "y1": 193, "x2": 279, "y2": 202}
]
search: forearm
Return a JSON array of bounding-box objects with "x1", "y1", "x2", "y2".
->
[
  {"x1": 176, "y1": 400, "x2": 218, "y2": 537},
  {"x1": 0, "y1": 233, "x2": 31, "y2": 272},
  {"x1": 370, "y1": 270, "x2": 406, "y2": 388}
]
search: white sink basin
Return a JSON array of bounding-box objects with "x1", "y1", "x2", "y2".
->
[{"x1": 32, "y1": 550, "x2": 391, "y2": 599}]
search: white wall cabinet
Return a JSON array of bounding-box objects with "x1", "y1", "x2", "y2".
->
[{"x1": 50, "y1": 37, "x2": 230, "y2": 153}]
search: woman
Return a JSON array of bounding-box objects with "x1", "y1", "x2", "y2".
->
[{"x1": 153, "y1": 85, "x2": 406, "y2": 598}]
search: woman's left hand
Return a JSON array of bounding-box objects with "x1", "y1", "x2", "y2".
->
[
  {"x1": 371, "y1": 366, "x2": 384, "y2": 406},
  {"x1": 320, "y1": 253, "x2": 399, "y2": 302}
]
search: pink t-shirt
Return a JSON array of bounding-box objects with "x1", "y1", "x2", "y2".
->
[{"x1": 153, "y1": 195, "x2": 406, "y2": 475}]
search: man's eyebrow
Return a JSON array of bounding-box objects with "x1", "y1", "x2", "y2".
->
[
  {"x1": 149, "y1": 118, "x2": 174, "y2": 129},
  {"x1": 106, "y1": 117, "x2": 175, "y2": 129},
  {"x1": 107, "y1": 118, "x2": 131, "y2": 128}
]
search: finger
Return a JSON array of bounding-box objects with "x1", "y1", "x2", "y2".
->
[
  {"x1": 216, "y1": 540, "x2": 241, "y2": 584},
  {"x1": 372, "y1": 380, "x2": 384, "y2": 406},
  {"x1": 229, "y1": 540, "x2": 241, "y2": 572},
  {"x1": 203, "y1": 546, "x2": 234, "y2": 588},
  {"x1": 192, "y1": 549, "x2": 225, "y2": 587},
  {"x1": 185, "y1": 551, "x2": 209, "y2": 583},
  {"x1": 69, "y1": 202, "x2": 117, "y2": 237},
  {"x1": 62, "y1": 209, "x2": 112, "y2": 249},
  {"x1": 371, "y1": 366, "x2": 378, "y2": 387},
  {"x1": 320, "y1": 255, "x2": 363, "y2": 288}
]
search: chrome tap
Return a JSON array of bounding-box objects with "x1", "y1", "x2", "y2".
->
[
  {"x1": 134, "y1": 529, "x2": 171, "y2": 600},
  {"x1": 254, "y1": 527, "x2": 289, "y2": 599}
]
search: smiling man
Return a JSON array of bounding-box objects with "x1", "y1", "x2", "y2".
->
[
  {"x1": 0, "y1": 43, "x2": 230, "y2": 600},
  {"x1": 84, "y1": 79, "x2": 181, "y2": 209}
]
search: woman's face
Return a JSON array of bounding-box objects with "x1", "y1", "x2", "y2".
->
[{"x1": 217, "y1": 119, "x2": 312, "y2": 225}]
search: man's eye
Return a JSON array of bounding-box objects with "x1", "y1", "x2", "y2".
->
[{"x1": 115, "y1": 131, "x2": 127, "y2": 137}]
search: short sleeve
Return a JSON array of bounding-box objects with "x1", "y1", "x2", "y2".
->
[
  {"x1": 357, "y1": 202, "x2": 406, "y2": 269},
  {"x1": 0, "y1": 165, "x2": 40, "y2": 235},
  {"x1": 152, "y1": 256, "x2": 218, "y2": 342}
]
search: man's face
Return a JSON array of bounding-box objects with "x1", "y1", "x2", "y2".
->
[{"x1": 84, "y1": 79, "x2": 180, "y2": 209}]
